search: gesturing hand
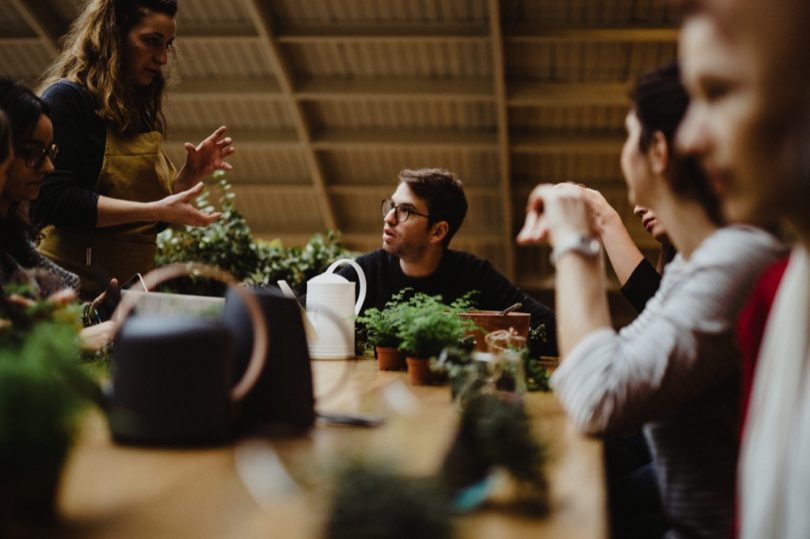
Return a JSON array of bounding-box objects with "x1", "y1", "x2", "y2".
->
[
  {"x1": 516, "y1": 183, "x2": 593, "y2": 246},
  {"x1": 156, "y1": 182, "x2": 222, "y2": 227},
  {"x1": 175, "y1": 126, "x2": 235, "y2": 192}
]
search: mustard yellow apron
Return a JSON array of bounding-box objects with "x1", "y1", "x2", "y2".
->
[{"x1": 39, "y1": 130, "x2": 174, "y2": 300}]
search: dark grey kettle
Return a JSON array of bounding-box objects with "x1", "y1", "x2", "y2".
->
[{"x1": 107, "y1": 264, "x2": 268, "y2": 446}]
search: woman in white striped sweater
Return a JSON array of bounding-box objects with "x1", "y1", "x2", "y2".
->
[{"x1": 517, "y1": 62, "x2": 784, "y2": 538}]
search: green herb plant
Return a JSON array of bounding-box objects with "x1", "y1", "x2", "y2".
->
[
  {"x1": 394, "y1": 292, "x2": 478, "y2": 360},
  {"x1": 325, "y1": 461, "x2": 453, "y2": 539},
  {"x1": 155, "y1": 173, "x2": 351, "y2": 295},
  {"x1": 0, "y1": 288, "x2": 96, "y2": 532},
  {"x1": 440, "y1": 393, "x2": 549, "y2": 514}
]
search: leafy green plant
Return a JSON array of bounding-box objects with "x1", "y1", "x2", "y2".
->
[
  {"x1": 156, "y1": 173, "x2": 259, "y2": 293},
  {"x1": 155, "y1": 174, "x2": 351, "y2": 295},
  {"x1": 325, "y1": 461, "x2": 453, "y2": 539},
  {"x1": 0, "y1": 290, "x2": 96, "y2": 531},
  {"x1": 394, "y1": 292, "x2": 478, "y2": 360},
  {"x1": 355, "y1": 306, "x2": 401, "y2": 349},
  {"x1": 440, "y1": 393, "x2": 549, "y2": 513},
  {"x1": 247, "y1": 230, "x2": 350, "y2": 295},
  {"x1": 524, "y1": 353, "x2": 552, "y2": 392}
]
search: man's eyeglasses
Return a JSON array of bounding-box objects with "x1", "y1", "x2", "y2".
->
[
  {"x1": 18, "y1": 143, "x2": 58, "y2": 169},
  {"x1": 381, "y1": 198, "x2": 430, "y2": 223}
]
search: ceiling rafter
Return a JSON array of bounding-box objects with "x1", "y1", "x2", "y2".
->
[
  {"x1": 508, "y1": 82, "x2": 629, "y2": 106},
  {"x1": 243, "y1": 0, "x2": 337, "y2": 231},
  {"x1": 487, "y1": 0, "x2": 516, "y2": 281},
  {"x1": 504, "y1": 26, "x2": 679, "y2": 42},
  {"x1": 8, "y1": 0, "x2": 65, "y2": 55}
]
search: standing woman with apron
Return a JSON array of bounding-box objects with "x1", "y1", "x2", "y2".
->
[{"x1": 33, "y1": 0, "x2": 233, "y2": 300}]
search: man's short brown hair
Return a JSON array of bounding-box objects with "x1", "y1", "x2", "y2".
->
[{"x1": 398, "y1": 168, "x2": 468, "y2": 248}]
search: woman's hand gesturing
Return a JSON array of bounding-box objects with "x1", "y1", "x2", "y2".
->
[
  {"x1": 516, "y1": 182, "x2": 593, "y2": 247},
  {"x1": 154, "y1": 182, "x2": 221, "y2": 226},
  {"x1": 175, "y1": 126, "x2": 235, "y2": 192}
]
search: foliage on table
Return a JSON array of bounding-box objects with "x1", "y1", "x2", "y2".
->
[
  {"x1": 325, "y1": 462, "x2": 453, "y2": 539},
  {"x1": 440, "y1": 393, "x2": 549, "y2": 514},
  {"x1": 392, "y1": 291, "x2": 479, "y2": 360},
  {"x1": 354, "y1": 288, "x2": 413, "y2": 350},
  {"x1": 524, "y1": 353, "x2": 552, "y2": 392},
  {"x1": 0, "y1": 286, "x2": 96, "y2": 532},
  {"x1": 155, "y1": 173, "x2": 351, "y2": 295},
  {"x1": 246, "y1": 230, "x2": 349, "y2": 295},
  {"x1": 155, "y1": 174, "x2": 259, "y2": 293}
]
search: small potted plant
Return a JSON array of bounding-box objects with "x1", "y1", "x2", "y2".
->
[
  {"x1": 395, "y1": 293, "x2": 477, "y2": 385},
  {"x1": 356, "y1": 306, "x2": 403, "y2": 370},
  {"x1": 325, "y1": 461, "x2": 453, "y2": 539},
  {"x1": 0, "y1": 287, "x2": 95, "y2": 535},
  {"x1": 440, "y1": 393, "x2": 549, "y2": 513}
]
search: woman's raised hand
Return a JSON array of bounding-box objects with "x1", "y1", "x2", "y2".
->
[
  {"x1": 175, "y1": 126, "x2": 235, "y2": 192},
  {"x1": 516, "y1": 182, "x2": 593, "y2": 246},
  {"x1": 155, "y1": 182, "x2": 221, "y2": 226}
]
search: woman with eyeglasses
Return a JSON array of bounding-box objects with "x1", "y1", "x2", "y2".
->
[
  {"x1": 0, "y1": 76, "x2": 79, "y2": 297},
  {"x1": 0, "y1": 78, "x2": 118, "y2": 351},
  {"x1": 32, "y1": 0, "x2": 232, "y2": 300}
]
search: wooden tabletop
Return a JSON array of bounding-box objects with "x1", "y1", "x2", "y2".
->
[{"x1": 58, "y1": 360, "x2": 606, "y2": 538}]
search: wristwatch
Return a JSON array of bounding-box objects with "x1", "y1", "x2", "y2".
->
[{"x1": 550, "y1": 234, "x2": 601, "y2": 267}]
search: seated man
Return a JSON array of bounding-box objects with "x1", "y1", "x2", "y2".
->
[{"x1": 337, "y1": 168, "x2": 557, "y2": 356}]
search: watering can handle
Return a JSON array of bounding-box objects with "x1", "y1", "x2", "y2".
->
[
  {"x1": 110, "y1": 263, "x2": 268, "y2": 403},
  {"x1": 325, "y1": 258, "x2": 367, "y2": 316}
]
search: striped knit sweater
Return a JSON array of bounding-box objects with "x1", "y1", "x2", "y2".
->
[{"x1": 551, "y1": 226, "x2": 784, "y2": 539}]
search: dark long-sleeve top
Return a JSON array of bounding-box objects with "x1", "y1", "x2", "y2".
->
[
  {"x1": 620, "y1": 258, "x2": 662, "y2": 313},
  {"x1": 32, "y1": 80, "x2": 108, "y2": 229},
  {"x1": 335, "y1": 249, "x2": 557, "y2": 355}
]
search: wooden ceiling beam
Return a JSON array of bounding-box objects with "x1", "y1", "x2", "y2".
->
[
  {"x1": 166, "y1": 129, "x2": 299, "y2": 148},
  {"x1": 295, "y1": 78, "x2": 493, "y2": 102},
  {"x1": 244, "y1": 0, "x2": 337, "y2": 230},
  {"x1": 8, "y1": 0, "x2": 66, "y2": 55},
  {"x1": 488, "y1": 0, "x2": 516, "y2": 280},
  {"x1": 172, "y1": 77, "x2": 282, "y2": 98},
  {"x1": 511, "y1": 134, "x2": 624, "y2": 154},
  {"x1": 505, "y1": 26, "x2": 679, "y2": 43},
  {"x1": 311, "y1": 130, "x2": 498, "y2": 150},
  {"x1": 276, "y1": 22, "x2": 489, "y2": 42},
  {"x1": 509, "y1": 82, "x2": 630, "y2": 106},
  {"x1": 328, "y1": 185, "x2": 500, "y2": 197}
]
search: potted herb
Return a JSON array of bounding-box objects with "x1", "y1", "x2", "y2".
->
[
  {"x1": 0, "y1": 289, "x2": 95, "y2": 534},
  {"x1": 431, "y1": 347, "x2": 486, "y2": 404},
  {"x1": 325, "y1": 461, "x2": 453, "y2": 539},
  {"x1": 395, "y1": 293, "x2": 477, "y2": 385},
  {"x1": 356, "y1": 306, "x2": 404, "y2": 370},
  {"x1": 440, "y1": 393, "x2": 549, "y2": 514}
]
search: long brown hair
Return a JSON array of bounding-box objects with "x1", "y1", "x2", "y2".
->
[{"x1": 37, "y1": 0, "x2": 177, "y2": 135}]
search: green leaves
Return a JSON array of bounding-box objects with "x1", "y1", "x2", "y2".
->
[
  {"x1": 388, "y1": 291, "x2": 478, "y2": 360},
  {"x1": 155, "y1": 175, "x2": 351, "y2": 295}
]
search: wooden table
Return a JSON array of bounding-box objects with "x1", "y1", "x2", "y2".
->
[{"x1": 59, "y1": 360, "x2": 606, "y2": 538}]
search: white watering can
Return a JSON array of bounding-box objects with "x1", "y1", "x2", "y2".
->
[{"x1": 304, "y1": 259, "x2": 367, "y2": 360}]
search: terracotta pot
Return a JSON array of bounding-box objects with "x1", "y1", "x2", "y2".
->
[
  {"x1": 376, "y1": 346, "x2": 405, "y2": 371},
  {"x1": 406, "y1": 357, "x2": 434, "y2": 385},
  {"x1": 460, "y1": 311, "x2": 531, "y2": 352}
]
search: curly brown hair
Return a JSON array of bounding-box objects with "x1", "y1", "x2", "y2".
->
[{"x1": 37, "y1": 0, "x2": 178, "y2": 135}]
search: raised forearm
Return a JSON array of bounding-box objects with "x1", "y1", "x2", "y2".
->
[
  {"x1": 554, "y1": 251, "x2": 612, "y2": 357},
  {"x1": 598, "y1": 212, "x2": 645, "y2": 285},
  {"x1": 96, "y1": 195, "x2": 160, "y2": 228}
]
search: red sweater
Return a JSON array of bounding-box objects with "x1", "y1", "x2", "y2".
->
[{"x1": 736, "y1": 256, "x2": 790, "y2": 440}]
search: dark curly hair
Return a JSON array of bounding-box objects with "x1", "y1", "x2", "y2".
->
[{"x1": 630, "y1": 61, "x2": 723, "y2": 225}]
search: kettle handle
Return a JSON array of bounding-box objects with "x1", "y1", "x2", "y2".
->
[
  {"x1": 110, "y1": 263, "x2": 268, "y2": 402},
  {"x1": 325, "y1": 258, "x2": 367, "y2": 316}
]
